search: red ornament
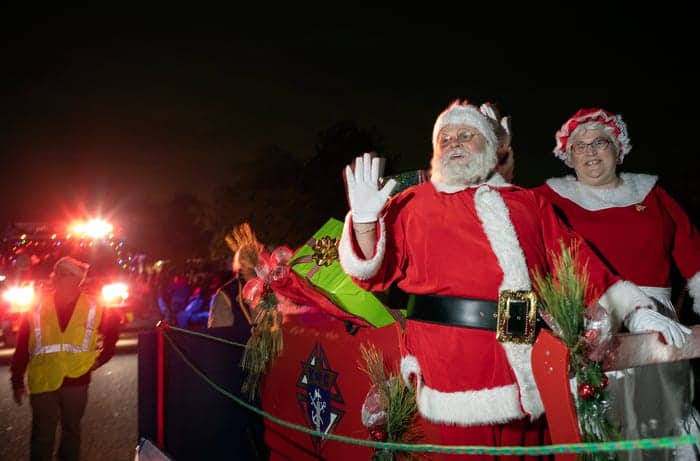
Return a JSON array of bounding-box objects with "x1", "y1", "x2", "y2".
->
[
  {"x1": 578, "y1": 383, "x2": 595, "y2": 399},
  {"x1": 242, "y1": 278, "x2": 265, "y2": 308},
  {"x1": 369, "y1": 427, "x2": 387, "y2": 441},
  {"x1": 584, "y1": 328, "x2": 599, "y2": 341}
]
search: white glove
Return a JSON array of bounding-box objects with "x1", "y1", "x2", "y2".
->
[
  {"x1": 344, "y1": 153, "x2": 397, "y2": 223},
  {"x1": 624, "y1": 307, "x2": 691, "y2": 348}
]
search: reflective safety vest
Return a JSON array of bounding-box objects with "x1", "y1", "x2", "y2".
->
[{"x1": 27, "y1": 292, "x2": 103, "y2": 394}]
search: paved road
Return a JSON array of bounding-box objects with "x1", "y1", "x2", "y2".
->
[{"x1": 0, "y1": 339, "x2": 139, "y2": 461}]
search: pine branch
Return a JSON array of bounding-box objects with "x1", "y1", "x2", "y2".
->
[{"x1": 359, "y1": 343, "x2": 421, "y2": 460}]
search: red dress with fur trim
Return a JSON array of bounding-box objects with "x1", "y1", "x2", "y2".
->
[
  {"x1": 339, "y1": 178, "x2": 623, "y2": 434},
  {"x1": 534, "y1": 174, "x2": 700, "y2": 291}
]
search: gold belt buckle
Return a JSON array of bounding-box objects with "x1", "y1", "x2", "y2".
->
[{"x1": 496, "y1": 290, "x2": 538, "y2": 344}]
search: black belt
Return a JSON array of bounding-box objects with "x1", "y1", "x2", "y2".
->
[
  {"x1": 407, "y1": 294, "x2": 546, "y2": 334},
  {"x1": 407, "y1": 294, "x2": 499, "y2": 330}
]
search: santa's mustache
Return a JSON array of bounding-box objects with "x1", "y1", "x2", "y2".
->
[
  {"x1": 445, "y1": 147, "x2": 470, "y2": 158},
  {"x1": 431, "y1": 143, "x2": 497, "y2": 186}
]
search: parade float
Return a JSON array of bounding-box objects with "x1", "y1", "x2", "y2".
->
[{"x1": 137, "y1": 176, "x2": 700, "y2": 460}]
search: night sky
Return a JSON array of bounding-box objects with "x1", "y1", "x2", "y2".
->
[{"x1": 2, "y1": 7, "x2": 699, "y2": 233}]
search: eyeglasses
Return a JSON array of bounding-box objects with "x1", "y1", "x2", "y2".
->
[
  {"x1": 571, "y1": 137, "x2": 611, "y2": 155},
  {"x1": 438, "y1": 130, "x2": 482, "y2": 148}
]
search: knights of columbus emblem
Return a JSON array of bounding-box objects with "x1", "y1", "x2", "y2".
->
[{"x1": 296, "y1": 342, "x2": 345, "y2": 453}]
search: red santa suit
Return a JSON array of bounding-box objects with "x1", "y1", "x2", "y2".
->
[
  {"x1": 534, "y1": 173, "x2": 700, "y2": 461},
  {"x1": 339, "y1": 173, "x2": 641, "y2": 451}
]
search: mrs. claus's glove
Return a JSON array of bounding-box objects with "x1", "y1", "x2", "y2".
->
[
  {"x1": 624, "y1": 308, "x2": 691, "y2": 348},
  {"x1": 344, "y1": 153, "x2": 396, "y2": 223}
]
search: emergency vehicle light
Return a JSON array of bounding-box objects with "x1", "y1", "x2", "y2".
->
[
  {"x1": 2, "y1": 284, "x2": 36, "y2": 311},
  {"x1": 101, "y1": 282, "x2": 129, "y2": 305},
  {"x1": 70, "y1": 219, "x2": 114, "y2": 240}
]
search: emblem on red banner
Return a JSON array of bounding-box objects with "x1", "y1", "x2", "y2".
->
[{"x1": 296, "y1": 343, "x2": 345, "y2": 453}]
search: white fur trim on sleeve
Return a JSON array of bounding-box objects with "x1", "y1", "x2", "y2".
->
[
  {"x1": 337, "y1": 212, "x2": 386, "y2": 280},
  {"x1": 400, "y1": 354, "x2": 525, "y2": 426},
  {"x1": 687, "y1": 271, "x2": 700, "y2": 316},
  {"x1": 598, "y1": 280, "x2": 654, "y2": 330}
]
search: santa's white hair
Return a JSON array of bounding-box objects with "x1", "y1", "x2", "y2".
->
[{"x1": 432, "y1": 100, "x2": 498, "y2": 151}]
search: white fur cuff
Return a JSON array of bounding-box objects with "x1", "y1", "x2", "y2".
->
[
  {"x1": 598, "y1": 280, "x2": 654, "y2": 330},
  {"x1": 338, "y1": 212, "x2": 386, "y2": 280},
  {"x1": 687, "y1": 272, "x2": 700, "y2": 316}
]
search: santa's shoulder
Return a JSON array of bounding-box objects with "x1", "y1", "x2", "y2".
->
[{"x1": 387, "y1": 181, "x2": 433, "y2": 205}]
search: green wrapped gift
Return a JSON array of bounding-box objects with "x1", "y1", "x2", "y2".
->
[{"x1": 289, "y1": 218, "x2": 395, "y2": 327}]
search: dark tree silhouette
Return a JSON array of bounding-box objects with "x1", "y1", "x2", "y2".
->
[
  {"x1": 206, "y1": 145, "x2": 308, "y2": 257},
  {"x1": 301, "y1": 120, "x2": 390, "y2": 227},
  {"x1": 205, "y1": 121, "x2": 396, "y2": 259},
  {"x1": 127, "y1": 193, "x2": 211, "y2": 265}
]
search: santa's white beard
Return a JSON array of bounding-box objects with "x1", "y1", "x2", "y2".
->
[{"x1": 430, "y1": 146, "x2": 498, "y2": 186}]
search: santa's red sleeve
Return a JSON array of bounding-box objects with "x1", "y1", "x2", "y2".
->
[{"x1": 338, "y1": 192, "x2": 410, "y2": 291}]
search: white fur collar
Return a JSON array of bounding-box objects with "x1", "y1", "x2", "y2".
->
[
  {"x1": 431, "y1": 172, "x2": 510, "y2": 193},
  {"x1": 545, "y1": 173, "x2": 657, "y2": 211}
]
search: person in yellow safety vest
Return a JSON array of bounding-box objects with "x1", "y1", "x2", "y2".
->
[{"x1": 10, "y1": 256, "x2": 120, "y2": 461}]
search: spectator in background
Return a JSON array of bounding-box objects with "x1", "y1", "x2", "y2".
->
[
  {"x1": 156, "y1": 269, "x2": 173, "y2": 322},
  {"x1": 178, "y1": 273, "x2": 221, "y2": 330},
  {"x1": 167, "y1": 272, "x2": 192, "y2": 322},
  {"x1": 208, "y1": 224, "x2": 259, "y2": 336},
  {"x1": 480, "y1": 102, "x2": 514, "y2": 183}
]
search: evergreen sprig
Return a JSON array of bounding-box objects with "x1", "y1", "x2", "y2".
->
[
  {"x1": 533, "y1": 240, "x2": 589, "y2": 349},
  {"x1": 359, "y1": 344, "x2": 421, "y2": 461}
]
